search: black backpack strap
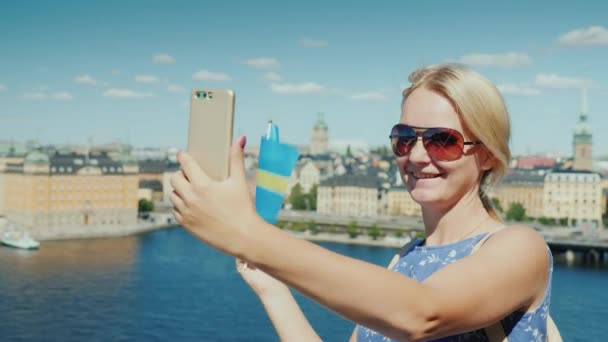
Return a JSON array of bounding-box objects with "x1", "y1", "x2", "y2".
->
[
  {"x1": 398, "y1": 237, "x2": 422, "y2": 257},
  {"x1": 387, "y1": 237, "x2": 422, "y2": 270}
]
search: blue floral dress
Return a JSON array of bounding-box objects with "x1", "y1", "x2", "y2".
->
[{"x1": 356, "y1": 233, "x2": 553, "y2": 342}]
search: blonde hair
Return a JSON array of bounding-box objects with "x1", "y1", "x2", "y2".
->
[{"x1": 402, "y1": 64, "x2": 511, "y2": 220}]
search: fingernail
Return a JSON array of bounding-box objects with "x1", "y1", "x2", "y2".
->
[{"x1": 239, "y1": 136, "x2": 247, "y2": 149}]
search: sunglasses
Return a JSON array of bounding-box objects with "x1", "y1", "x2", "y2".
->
[{"x1": 389, "y1": 124, "x2": 481, "y2": 161}]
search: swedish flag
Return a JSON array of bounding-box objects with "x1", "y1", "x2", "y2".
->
[{"x1": 255, "y1": 122, "x2": 299, "y2": 224}]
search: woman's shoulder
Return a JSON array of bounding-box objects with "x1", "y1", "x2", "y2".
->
[
  {"x1": 491, "y1": 224, "x2": 546, "y2": 247},
  {"x1": 481, "y1": 224, "x2": 550, "y2": 268}
]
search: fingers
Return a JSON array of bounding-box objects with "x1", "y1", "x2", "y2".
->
[
  {"x1": 170, "y1": 170, "x2": 195, "y2": 204},
  {"x1": 236, "y1": 258, "x2": 256, "y2": 271},
  {"x1": 177, "y1": 151, "x2": 209, "y2": 186},
  {"x1": 229, "y1": 136, "x2": 247, "y2": 181},
  {"x1": 236, "y1": 258, "x2": 247, "y2": 272},
  {"x1": 172, "y1": 208, "x2": 183, "y2": 223},
  {"x1": 170, "y1": 190, "x2": 186, "y2": 211}
]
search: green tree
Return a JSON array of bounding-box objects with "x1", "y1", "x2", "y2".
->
[
  {"x1": 307, "y1": 220, "x2": 319, "y2": 235},
  {"x1": 138, "y1": 199, "x2": 154, "y2": 214},
  {"x1": 307, "y1": 184, "x2": 318, "y2": 211},
  {"x1": 289, "y1": 184, "x2": 307, "y2": 210},
  {"x1": 491, "y1": 197, "x2": 503, "y2": 213},
  {"x1": 346, "y1": 221, "x2": 360, "y2": 238},
  {"x1": 346, "y1": 145, "x2": 353, "y2": 158},
  {"x1": 393, "y1": 230, "x2": 404, "y2": 238},
  {"x1": 506, "y1": 202, "x2": 526, "y2": 222},
  {"x1": 368, "y1": 224, "x2": 382, "y2": 240},
  {"x1": 291, "y1": 221, "x2": 307, "y2": 232},
  {"x1": 559, "y1": 217, "x2": 569, "y2": 226}
]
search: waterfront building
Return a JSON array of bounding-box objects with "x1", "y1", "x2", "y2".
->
[
  {"x1": 543, "y1": 170, "x2": 603, "y2": 227},
  {"x1": 317, "y1": 174, "x2": 381, "y2": 217},
  {"x1": 1, "y1": 150, "x2": 139, "y2": 233},
  {"x1": 0, "y1": 155, "x2": 25, "y2": 217},
  {"x1": 310, "y1": 112, "x2": 329, "y2": 155},
  {"x1": 572, "y1": 88, "x2": 593, "y2": 171},
  {"x1": 490, "y1": 170, "x2": 546, "y2": 218},
  {"x1": 288, "y1": 160, "x2": 320, "y2": 196},
  {"x1": 386, "y1": 185, "x2": 422, "y2": 217},
  {"x1": 138, "y1": 180, "x2": 164, "y2": 202},
  {"x1": 515, "y1": 156, "x2": 557, "y2": 170}
]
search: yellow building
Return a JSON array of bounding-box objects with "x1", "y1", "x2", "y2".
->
[
  {"x1": 317, "y1": 174, "x2": 380, "y2": 217},
  {"x1": 387, "y1": 186, "x2": 421, "y2": 217},
  {"x1": 543, "y1": 171, "x2": 603, "y2": 226},
  {"x1": 601, "y1": 177, "x2": 608, "y2": 217},
  {"x1": 2, "y1": 150, "x2": 139, "y2": 233},
  {"x1": 0, "y1": 156, "x2": 25, "y2": 217},
  {"x1": 490, "y1": 171, "x2": 545, "y2": 218}
]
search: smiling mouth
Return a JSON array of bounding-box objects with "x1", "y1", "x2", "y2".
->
[{"x1": 410, "y1": 171, "x2": 443, "y2": 180}]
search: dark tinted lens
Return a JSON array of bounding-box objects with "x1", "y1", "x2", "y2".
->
[
  {"x1": 423, "y1": 128, "x2": 464, "y2": 161},
  {"x1": 390, "y1": 125, "x2": 416, "y2": 156}
]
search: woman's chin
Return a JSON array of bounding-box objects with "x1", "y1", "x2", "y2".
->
[{"x1": 409, "y1": 188, "x2": 445, "y2": 206}]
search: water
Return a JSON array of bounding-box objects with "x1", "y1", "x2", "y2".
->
[{"x1": 0, "y1": 228, "x2": 606, "y2": 341}]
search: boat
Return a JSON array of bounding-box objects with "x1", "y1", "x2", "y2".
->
[{"x1": 1, "y1": 226, "x2": 40, "y2": 250}]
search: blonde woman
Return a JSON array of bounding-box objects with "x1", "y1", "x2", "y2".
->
[{"x1": 170, "y1": 64, "x2": 553, "y2": 341}]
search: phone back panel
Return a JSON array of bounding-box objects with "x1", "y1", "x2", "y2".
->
[{"x1": 187, "y1": 89, "x2": 235, "y2": 181}]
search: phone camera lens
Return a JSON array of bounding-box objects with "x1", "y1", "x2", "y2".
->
[{"x1": 195, "y1": 91, "x2": 207, "y2": 99}]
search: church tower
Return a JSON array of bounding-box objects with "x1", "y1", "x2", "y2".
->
[
  {"x1": 310, "y1": 112, "x2": 329, "y2": 155},
  {"x1": 572, "y1": 88, "x2": 593, "y2": 171}
]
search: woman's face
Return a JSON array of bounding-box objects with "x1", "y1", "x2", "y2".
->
[{"x1": 397, "y1": 88, "x2": 489, "y2": 209}]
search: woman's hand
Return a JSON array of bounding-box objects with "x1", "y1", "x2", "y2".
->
[
  {"x1": 236, "y1": 259, "x2": 289, "y2": 298},
  {"x1": 170, "y1": 136, "x2": 261, "y2": 257}
]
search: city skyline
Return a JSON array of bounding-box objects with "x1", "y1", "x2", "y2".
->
[{"x1": 1, "y1": 1, "x2": 607, "y2": 158}]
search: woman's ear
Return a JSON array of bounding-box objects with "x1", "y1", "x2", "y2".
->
[
  {"x1": 475, "y1": 146, "x2": 496, "y2": 172},
  {"x1": 481, "y1": 151, "x2": 496, "y2": 171}
]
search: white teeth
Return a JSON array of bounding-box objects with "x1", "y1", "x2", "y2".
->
[{"x1": 411, "y1": 172, "x2": 440, "y2": 179}]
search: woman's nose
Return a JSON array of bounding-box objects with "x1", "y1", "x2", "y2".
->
[{"x1": 407, "y1": 137, "x2": 431, "y2": 164}]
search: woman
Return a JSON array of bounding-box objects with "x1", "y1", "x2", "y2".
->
[{"x1": 170, "y1": 64, "x2": 552, "y2": 341}]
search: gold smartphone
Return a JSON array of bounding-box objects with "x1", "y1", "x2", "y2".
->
[{"x1": 187, "y1": 89, "x2": 235, "y2": 181}]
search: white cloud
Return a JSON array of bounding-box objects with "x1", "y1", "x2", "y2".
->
[
  {"x1": 51, "y1": 92, "x2": 74, "y2": 100},
  {"x1": 192, "y1": 70, "x2": 232, "y2": 82},
  {"x1": 167, "y1": 84, "x2": 187, "y2": 93},
  {"x1": 271, "y1": 82, "x2": 324, "y2": 94},
  {"x1": 153, "y1": 54, "x2": 176, "y2": 64},
  {"x1": 558, "y1": 26, "x2": 608, "y2": 46},
  {"x1": 22, "y1": 91, "x2": 74, "y2": 100},
  {"x1": 74, "y1": 74, "x2": 100, "y2": 86},
  {"x1": 300, "y1": 38, "x2": 329, "y2": 48},
  {"x1": 534, "y1": 74, "x2": 595, "y2": 89},
  {"x1": 349, "y1": 91, "x2": 388, "y2": 101},
  {"x1": 135, "y1": 75, "x2": 160, "y2": 84},
  {"x1": 22, "y1": 92, "x2": 48, "y2": 100},
  {"x1": 103, "y1": 88, "x2": 153, "y2": 99},
  {"x1": 497, "y1": 84, "x2": 541, "y2": 96},
  {"x1": 0, "y1": 84, "x2": 6, "y2": 92},
  {"x1": 459, "y1": 52, "x2": 531, "y2": 68},
  {"x1": 243, "y1": 58, "x2": 280, "y2": 70},
  {"x1": 262, "y1": 72, "x2": 282, "y2": 82}
]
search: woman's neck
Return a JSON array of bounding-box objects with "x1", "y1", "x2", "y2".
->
[{"x1": 421, "y1": 189, "x2": 496, "y2": 246}]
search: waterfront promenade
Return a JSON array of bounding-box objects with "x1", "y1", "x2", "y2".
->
[{"x1": 5, "y1": 209, "x2": 608, "y2": 263}]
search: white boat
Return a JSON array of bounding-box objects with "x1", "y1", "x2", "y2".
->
[{"x1": 1, "y1": 227, "x2": 40, "y2": 250}]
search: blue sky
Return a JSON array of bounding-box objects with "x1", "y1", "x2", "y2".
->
[{"x1": 1, "y1": 0, "x2": 607, "y2": 157}]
